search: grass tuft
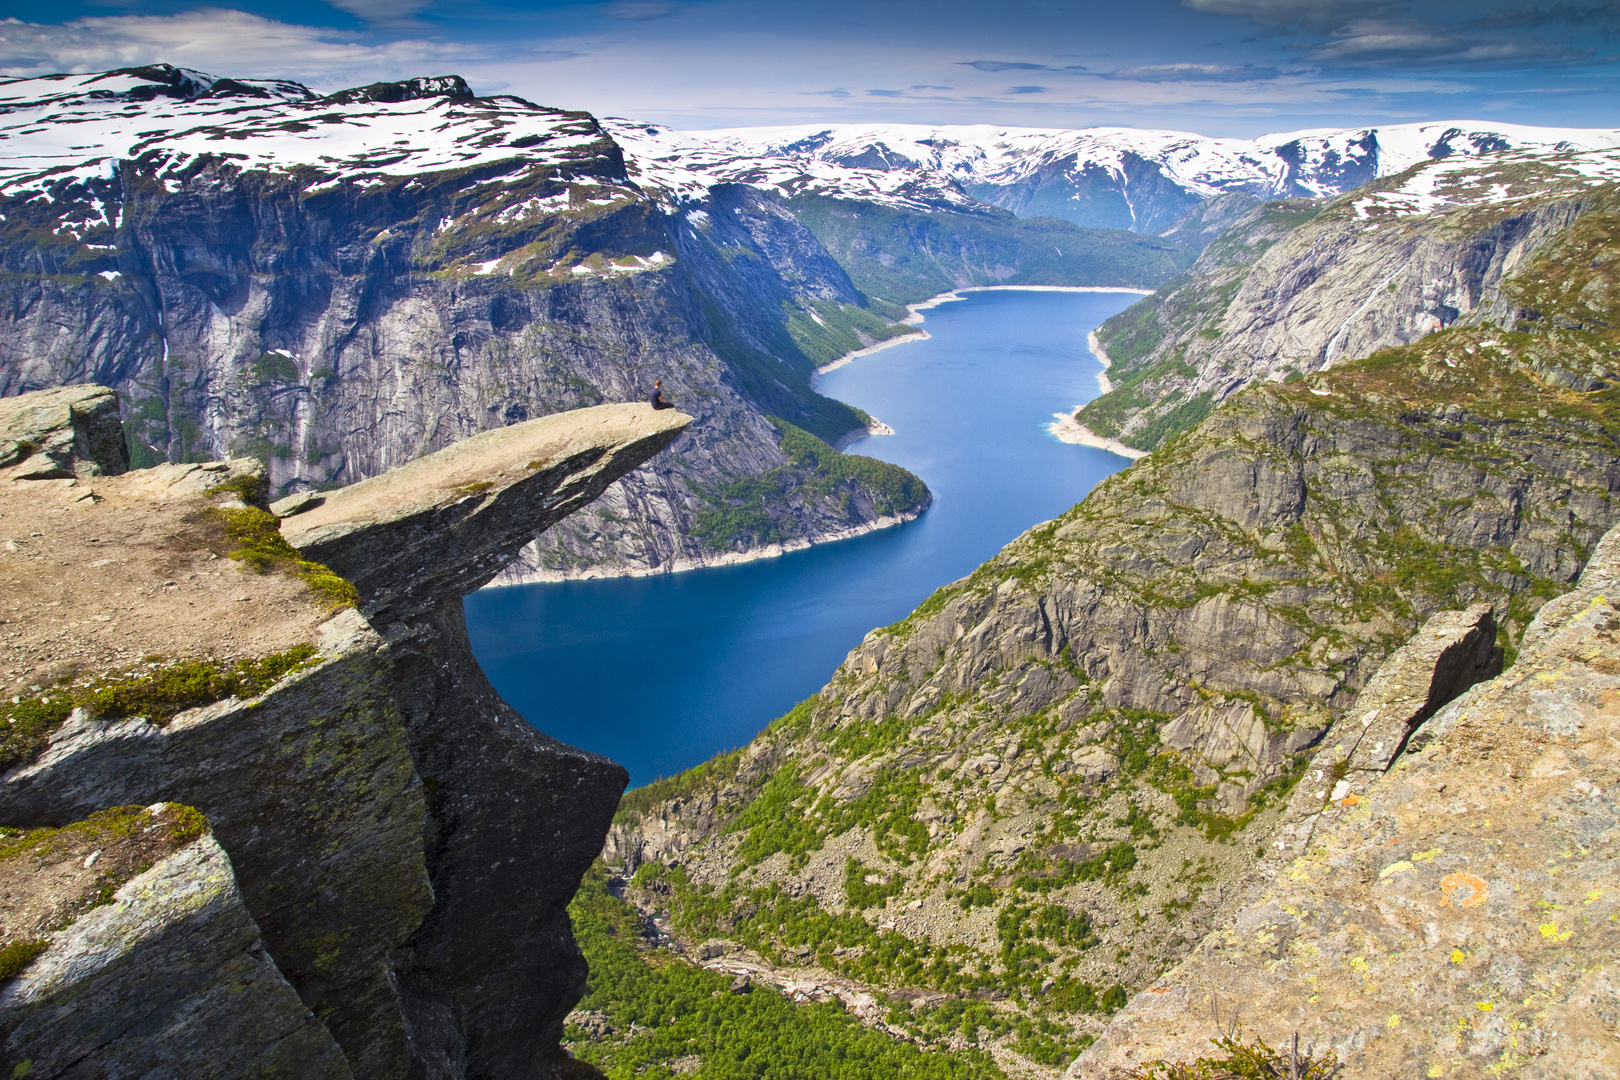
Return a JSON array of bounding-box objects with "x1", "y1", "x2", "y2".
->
[{"x1": 210, "y1": 506, "x2": 359, "y2": 609}]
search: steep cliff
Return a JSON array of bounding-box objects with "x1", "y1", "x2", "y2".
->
[
  {"x1": 602, "y1": 231, "x2": 1620, "y2": 1071},
  {"x1": 0, "y1": 385, "x2": 689, "y2": 1078},
  {"x1": 1080, "y1": 144, "x2": 1620, "y2": 451}
]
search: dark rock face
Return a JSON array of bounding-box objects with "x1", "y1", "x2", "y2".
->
[
  {"x1": 1, "y1": 611, "x2": 433, "y2": 1079},
  {"x1": 280, "y1": 403, "x2": 687, "y2": 1077},
  {"x1": 1, "y1": 835, "x2": 353, "y2": 1080},
  {"x1": 0, "y1": 75, "x2": 901, "y2": 578},
  {"x1": 386, "y1": 602, "x2": 626, "y2": 1077}
]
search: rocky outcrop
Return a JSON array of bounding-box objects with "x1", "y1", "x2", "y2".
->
[
  {"x1": 1081, "y1": 150, "x2": 1620, "y2": 450},
  {"x1": 1069, "y1": 524, "x2": 1620, "y2": 1078},
  {"x1": 1261, "y1": 604, "x2": 1502, "y2": 869},
  {"x1": 0, "y1": 387, "x2": 689, "y2": 1078},
  {"x1": 2, "y1": 826, "x2": 351, "y2": 1080},
  {"x1": 0, "y1": 385, "x2": 128, "y2": 479}
]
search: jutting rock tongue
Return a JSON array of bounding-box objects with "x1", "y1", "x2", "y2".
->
[
  {"x1": 283, "y1": 401, "x2": 692, "y2": 1078},
  {"x1": 0, "y1": 388, "x2": 688, "y2": 1080}
]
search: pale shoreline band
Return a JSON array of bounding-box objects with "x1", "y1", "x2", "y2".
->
[
  {"x1": 1044, "y1": 328, "x2": 1149, "y2": 459},
  {"x1": 812, "y1": 284, "x2": 1153, "y2": 379}
]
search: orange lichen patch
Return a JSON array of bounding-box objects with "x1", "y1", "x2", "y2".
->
[
  {"x1": 1340, "y1": 794, "x2": 1362, "y2": 806},
  {"x1": 1441, "y1": 873, "x2": 1489, "y2": 908}
]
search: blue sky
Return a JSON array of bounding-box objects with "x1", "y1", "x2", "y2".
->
[{"x1": 2, "y1": 0, "x2": 1617, "y2": 135}]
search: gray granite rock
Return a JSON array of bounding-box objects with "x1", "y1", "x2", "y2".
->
[{"x1": 1, "y1": 836, "x2": 351, "y2": 1080}]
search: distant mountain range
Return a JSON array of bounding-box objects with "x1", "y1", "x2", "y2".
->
[
  {"x1": 611, "y1": 119, "x2": 1620, "y2": 232},
  {"x1": 6, "y1": 66, "x2": 1618, "y2": 236}
]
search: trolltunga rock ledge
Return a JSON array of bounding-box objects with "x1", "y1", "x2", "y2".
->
[{"x1": 0, "y1": 387, "x2": 690, "y2": 1080}]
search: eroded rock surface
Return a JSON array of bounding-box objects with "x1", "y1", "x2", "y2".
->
[
  {"x1": 1, "y1": 821, "x2": 349, "y2": 1080},
  {"x1": 1069, "y1": 524, "x2": 1620, "y2": 1079}
]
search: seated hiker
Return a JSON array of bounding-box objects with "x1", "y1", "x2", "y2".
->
[{"x1": 650, "y1": 379, "x2": 674, "y2": 410}]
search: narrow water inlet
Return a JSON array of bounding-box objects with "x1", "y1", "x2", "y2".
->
[{"x1": 465, "y1": 289, "x2": 1144, "y2": 785}]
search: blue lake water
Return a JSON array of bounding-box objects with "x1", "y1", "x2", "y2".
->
[{"x1": 463, "y1": 288, "x2": 1139, "y2": 786}]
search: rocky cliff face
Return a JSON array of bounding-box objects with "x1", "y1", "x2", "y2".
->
[
  {"x1": 1070, "y1": 523, "x2": 1620, "y2": 1078},
  {"x1": 1080, "y1": 145, "x2": 1620, "y2": 451},
  {"x1": 603, "y1": 252, "x2": 1620, "y2": 1070},
  {"x1": 0, "y1": 385, "x2": 689, "y2": 1078}
]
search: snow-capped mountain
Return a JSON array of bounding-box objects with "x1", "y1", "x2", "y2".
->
[
  {"x1": 601, "y1": 119, "x2": 981, "y2": 213},
  {"x1": 641, "y1": 121, "x2": 1620, "y2": 232},
  {"x1": 8, "y1": 65, "x2": 1620, "y2": 238},
  {"x1": 0, "y1": 65, "x2": 623, "y2": 204}
]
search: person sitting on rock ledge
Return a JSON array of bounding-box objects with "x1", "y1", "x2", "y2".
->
[{"x1": 650, "y1": 379, "x2": 675, "y2": 410}]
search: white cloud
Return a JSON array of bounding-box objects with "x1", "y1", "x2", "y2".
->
[
  {"x1": 1311, "y1": 15, "x2": 1605, "y2": 67},
  {"x1": 604, "y1": 1, "x2": 681, "y2": 20},
  {"x1": 1107, "y1": 62, "x2": 1284, "y2": 81},
  {"x1": 0, "y1": 10, "x2": 475, "y2": 87}
]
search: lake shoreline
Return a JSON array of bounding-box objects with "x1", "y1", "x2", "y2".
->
[
  {"x1": 487, "y1": 502, "x2": 929, "y2": 586},
  {"x1": 466, "y1": 287, "x2": 1146, "y2": 783},
  {"x1": 1044, "y1": 327, "x2": 1148, "y2": 459},
  {"x1": 811, "y1": 285, "x2": 1153, "y2": 381}
]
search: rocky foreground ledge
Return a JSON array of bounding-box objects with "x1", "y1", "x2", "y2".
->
[{"x1": 0, "y1": 386, "x2": 688, "y2": 1079}]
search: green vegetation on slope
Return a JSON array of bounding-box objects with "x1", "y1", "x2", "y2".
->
[
  {"x1": 0, "y1": 644, "x2": 322, "y2": 771},
  {"x1": 566, "y1": 862, "x2": 1004, "y2": 1080},
  {"x1": 601, "y1": 197, "x2": 1620, "y2": 1078},
  {"x1": 692, "y1": 419, "x2": 928, "y2": 551},
  {"x1": 607, "y1": 227, "x2": 1620, "y2": 1062},
  {"x1": 788, "y1": 197, "x2": 1190, "y2": 306}
]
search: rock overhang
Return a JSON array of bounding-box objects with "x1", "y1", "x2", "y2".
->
[{"x1": 280, "y1": 402, "x2": 691, "y2": 624}]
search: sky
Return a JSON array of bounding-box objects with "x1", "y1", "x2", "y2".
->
[{"x1": 1, "y1": 0, "x2": 1618, "y2": 136}]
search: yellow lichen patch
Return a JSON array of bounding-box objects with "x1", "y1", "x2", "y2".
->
[
  {"x1": 1380, "y1": 860, "x2": 1415, "y2": 879},
  {"x1": 1412, "y1": 848, "x2": 1443, "y2": 863},
  {"x1": 1451, "y1": 948, "x2": 1467, "y2": 964},
  {"x1": 1387, "y1": 1014, "x2": 1401, "y2": 1028},
  {"x1": 1477, "y1": 1001, "x2": 1494, "y2": 1011},
  {"x1": 1539, "y1": 921, "x2": 1574, "y2": 942},
  {"x1": 1585, "y1": 888, "x2": 1604, "y2": 904}
]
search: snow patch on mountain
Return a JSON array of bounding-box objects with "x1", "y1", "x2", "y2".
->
[
  {"x1": 0, "y1": 66, "x2": 616, "y2": 200},
  {"x1": 601, "y1": 118, "x2": 978, "y2": 212},
  {"x1": 7, "y1": 65, "x2": 1620, "y2": 233},
  {"x1": 668, "y1": 120, "x2": 1620, "y2": 230}
]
